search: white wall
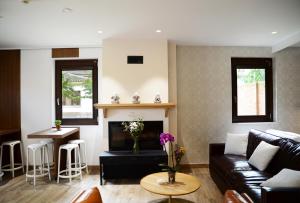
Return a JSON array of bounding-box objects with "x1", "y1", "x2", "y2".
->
[
  {"x1": 102, "y1": 39, "x2": 168, "y2": 103},
  {"x1": 21, "y1": 48, "x2": 103, "y2": 165}
]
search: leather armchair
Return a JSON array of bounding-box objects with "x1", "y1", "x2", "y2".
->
[
  {"x1": 72, "y1": 187, "x2": 103, "y2": 203},
  {"x1": 224, "y1": 190, "x2": 253, "y2": 203}
]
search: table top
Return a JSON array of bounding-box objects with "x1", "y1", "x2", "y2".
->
[
  {"x1": 140, "y1": 172, "x2": 201, "y2": 196},
  {"x1": 27, "y1": 127, "x2": 79, "y2": 139}
]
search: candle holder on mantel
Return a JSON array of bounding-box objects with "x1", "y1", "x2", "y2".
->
[
  {"x1": 132, "y1": 92, "x2": 140, "y2": 104},
  {"x1": 111, "y1": 93, "x2": 120, "y2": 104}
]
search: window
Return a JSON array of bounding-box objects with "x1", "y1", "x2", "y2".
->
[
  {"x1": 55, "y1": 59, "x2": 98, "y2": 125},
  {"x1": 231, "y1": 58, "x2": 273, "y2": 123}
]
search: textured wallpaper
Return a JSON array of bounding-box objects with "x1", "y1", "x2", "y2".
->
[{"x1": 177, "y1": 46, "x2": 300, "y2": 164}]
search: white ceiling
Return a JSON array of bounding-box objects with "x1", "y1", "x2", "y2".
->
[{"x1": 0, "y1": 0, "x2": 300, "y2": 49}]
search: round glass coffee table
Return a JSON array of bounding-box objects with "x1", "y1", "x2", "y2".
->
[{"x1": 140, "y1": 172, "x2": 201, "y2": 203}]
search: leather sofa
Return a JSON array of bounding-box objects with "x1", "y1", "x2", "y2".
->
[{"x1": 209, "y1": 129, "x2": 300, "y2": 203}]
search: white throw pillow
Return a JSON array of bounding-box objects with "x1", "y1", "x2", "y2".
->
[
  {"x1": 266, "y1": 129, "x2": 300, "y2": 142},
  {"x1": 248, "y1": 141, "x2": 280, "y2": 171},
  {"x1": 224, "y1": 133, "x2": 248, "y2": 156},
  {"x1": 261, "y1": 168, "x2": 300, "y2": 188}
]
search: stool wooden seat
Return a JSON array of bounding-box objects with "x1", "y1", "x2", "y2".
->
[
  {"x1": 0, "y1": 140, "x2": 24, "y2": 178},
  {"x1": 57, "y1": 143, "x2": 82, "y2": 183},
  {"x1": 26, "y1": 143, "x2": 51, "y2": 186}
]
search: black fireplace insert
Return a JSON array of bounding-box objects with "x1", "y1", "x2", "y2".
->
[{"x1": 108, "y1": 121, "x2": 163, "y2": 151}]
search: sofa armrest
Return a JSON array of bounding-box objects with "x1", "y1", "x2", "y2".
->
[
  {"x1": 209, "y1": 143, "x2": 225, "y2": 158},
  {"x1": 261, "y1": 187, "x2": 300, "y2": 203}
]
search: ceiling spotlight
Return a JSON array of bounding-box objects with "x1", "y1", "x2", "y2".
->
[
  {"x1": 22, "y1": 0, "x2": 30, "y2": 4},
  {"x1": 62, "y1": 8, "x2": 73, "y2": 13},
  {"x1": 271, "y1": 31, "x2": 278, "y2": 35},
  {"x1": 97, "y1": 30, "x2": 103, "y2": 34},
  {"x1": 156, "y1": 29, "x2": 162, "y2": 33}
]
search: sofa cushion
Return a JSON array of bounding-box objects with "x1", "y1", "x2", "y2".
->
[
  {"x1": 210, "y1": 155, "x2": 253, "y2": 185},
  {"x1": 233, "y1": 170, "x2": 272, "y2": 186},
  {"x1": 224, "y1": 133, "x2": 248, "y2": 156},
  {"x1": 246, "y1": 129, "x2": 281, "y2": 159},
  {"x1": 266, "y1": 139, "x2": 300, "y2": 174},
  {"x1": 248, "y1": 141, "x2": 280, "y2": 171},
  {"x1": 261, "y1": 168, "x2": 300, "y2": 188}
]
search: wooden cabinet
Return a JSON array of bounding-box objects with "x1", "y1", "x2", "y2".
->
[{"x1": 99, "y1": 150, "x2": 168, "y2": 185}]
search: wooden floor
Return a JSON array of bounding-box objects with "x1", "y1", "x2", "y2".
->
[{"x1": 0, "y1": 168, "x2": 223, "y2": 203}]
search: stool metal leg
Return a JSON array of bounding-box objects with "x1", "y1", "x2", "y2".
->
[
  {"x1": 83, "y1": 143, "x2": 88, "y2": 174},
  {"x1": 33, "y1": 150, "x2": 36, "y2": 186},
  {"x1": 20, "y1": 143, "x2": 25, "y2": 173},
  {"x1": 40, "y1": 149, "x2": 43, "y2": 176},
  {"x1": 45, "y1": 146, "x2": 51, "y2": 181},
  {"x1": 77, "y1": 147, "x2": 82, "y2": 181},
  {"x1": 57, "y1": 148, "x2": 61, "y2": 184},
  {"x1": 10, "y1": 144, "x2": 14, "y2": 178},
  {"x1": 68, "y1": 150, "x2": 72, "y2": 183},
  {"x1": 26, "y1": 148, "x2": 29, "y2": 182}
]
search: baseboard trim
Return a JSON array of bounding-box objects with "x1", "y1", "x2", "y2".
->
[
  {"x1": 181, "y1": 164, "x2": 209, "y2": 168},
  {"x1": 88, "y1": 165, "x2": 100, "y2": 170}
]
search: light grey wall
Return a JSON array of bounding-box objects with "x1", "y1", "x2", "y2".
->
[{"x1": 177, "y1": 46, "x2": 300, "y2": 164}]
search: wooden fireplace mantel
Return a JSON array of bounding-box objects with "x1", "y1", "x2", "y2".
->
[{"x1": 94, "y1": 103, "x2": 176, "y2": 118}]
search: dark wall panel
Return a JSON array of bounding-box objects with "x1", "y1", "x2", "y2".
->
[{"x1": 0, "y1": 50, "x2": 21, "y2": 129}]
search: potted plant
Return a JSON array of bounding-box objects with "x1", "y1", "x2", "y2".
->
[
  {"x1": 55, "y1": 120, "x2": 62, "y2": 131},
  {"x1": 122, "y1": 118, "x2": 144, "y2": 153},
  {"x1": 159, "y1": 133, "x2": 185, "y2": 184}
]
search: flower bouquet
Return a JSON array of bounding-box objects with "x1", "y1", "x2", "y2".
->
[
  {"x1": 159, "y1": 132, "x2": 185, "y2": 183},
  {"x1": 122, "y1": 118, "x2": 144, "y2": 153}
]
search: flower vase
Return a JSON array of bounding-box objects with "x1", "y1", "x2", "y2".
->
[
  {"x1": 168, "y1": 171, "x2": 176, "y2": 184},
  {"x1": 133, "y1": 137, "x2": 139, "y2": 154}
]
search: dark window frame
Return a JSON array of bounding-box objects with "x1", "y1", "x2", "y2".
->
[
  {"x1": 231, "y1": 57, "x2": 273, "y2": 123},
  {"x1": 55, "y1": 59, "x2": 98, "y2": 125}
]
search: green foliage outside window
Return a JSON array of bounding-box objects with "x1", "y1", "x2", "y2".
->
[
  {"x1": 238, "y1": 69, "x2": 265, "y2": 84},
  {"x1": 62, "y1": 73, "x2": 92, "y2": 104}
]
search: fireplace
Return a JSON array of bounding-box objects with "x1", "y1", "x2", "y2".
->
[{"x1": 108, "y1": 121, "x2": 163, "y2": 151}]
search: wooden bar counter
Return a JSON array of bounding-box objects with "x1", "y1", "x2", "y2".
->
[{"x1": 27, "y1": 127, "x2": 80, "y2": 178}]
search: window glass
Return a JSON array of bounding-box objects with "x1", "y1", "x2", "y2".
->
[
  {"x1": 237, "y1": 69, "x2": 266, "y2": 116},
  {"x1": 62, "y1": 70, "x2": 93, "y2": 119}
]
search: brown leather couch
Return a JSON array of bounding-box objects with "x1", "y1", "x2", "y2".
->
[
  {"x1": 72, "y1": 187, "x2": 103, "y2": 203},
  {"x1": 210, "y1": 129, "x2": 300, "y2": 203},
  {"x1": 224, "y1": 190, "x2": 253, "y2": 203}
]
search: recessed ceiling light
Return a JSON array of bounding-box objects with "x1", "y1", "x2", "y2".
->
[
  {"x1": 22, "y1": 0, "x2": 30, "y2": 4},
  {"x1": 62, "y1": 8, "x2": 72, "y2": 13},
  {"x1": 272, "y1": 31, "x2": 278, "y2": 35},
  {"x1": 97, "y1": 30, "x2": 103, "y2": 34},
  {"x1": 156, "y1": 29, "x2": 162, "y2": 33}
]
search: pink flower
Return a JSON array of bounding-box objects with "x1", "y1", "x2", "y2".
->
[{"x1": 160, "y1": 133, "x2": 175, "y2": 145}]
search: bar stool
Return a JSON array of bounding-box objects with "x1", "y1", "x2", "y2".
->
[
  {"x1": 0, "y1": 140, "x2": 24, "y2": 178},
  {"x1": 26, "y1": 143, "x2": 51, "y2": 186},
  {"x1": 57, "y1": 143, "x2": 82, "y2": 183},
  {"x1": 68, "y1": 139, "x2": 88, "y2": 174},
  {"x1": 40, "y1": 139, "x2": 54, "y2": 168}
]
